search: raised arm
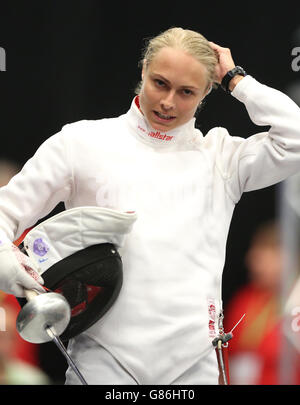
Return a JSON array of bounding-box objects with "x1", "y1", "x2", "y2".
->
[{"x1": 207, "y1": 41, "x2": 300, "y2": 202}]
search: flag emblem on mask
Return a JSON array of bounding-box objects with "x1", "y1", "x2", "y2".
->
[{"x1": 33, "y1": 238, "x2": 49, "y2": 257}]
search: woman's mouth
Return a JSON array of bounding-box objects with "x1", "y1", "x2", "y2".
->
[{"x1": 153, "y1": 111, "x2": 176, "y2": 123}]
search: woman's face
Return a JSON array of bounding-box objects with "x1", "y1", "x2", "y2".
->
[{"x1": 139, "y1": 47, "x2": 210, "y2": 132}]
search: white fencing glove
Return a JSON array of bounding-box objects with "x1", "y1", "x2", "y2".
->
[{"x1": 0, "y1": 237, "x2": 44, "y2": 297}]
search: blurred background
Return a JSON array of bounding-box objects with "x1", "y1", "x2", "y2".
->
[{"x1": 0, "y1": 0, "x2": 300, "y2": 385}]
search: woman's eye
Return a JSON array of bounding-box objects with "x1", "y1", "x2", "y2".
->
[
  {"x1": 182, "y1": 89, "x2": 193, "y2": 96},
  {"x1": 155, "y1": 79, "x2": 166, "y2": 87}
]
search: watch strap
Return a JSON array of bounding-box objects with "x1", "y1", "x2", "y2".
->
[{"x1": 221, "y1": 66, "x2": 247, "y2": 94}]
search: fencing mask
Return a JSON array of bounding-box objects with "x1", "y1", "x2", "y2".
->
[{"x1": 18, "y1": 206, "x2": 137, "y2": 341}]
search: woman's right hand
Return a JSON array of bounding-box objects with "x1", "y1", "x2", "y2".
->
[{"x1": 0, "y1": 241, "x2": 44, "y2": 297}]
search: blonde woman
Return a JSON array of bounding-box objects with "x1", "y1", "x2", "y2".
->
[{"x1": 0, "y1": 27, "x2": 300, "y2": 385}]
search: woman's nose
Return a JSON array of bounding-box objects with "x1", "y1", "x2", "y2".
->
[{"x1": 160, "y1": 91, "x2": 176, "y2": 110}]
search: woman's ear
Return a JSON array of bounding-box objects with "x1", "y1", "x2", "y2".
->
[
  {"x1": 141, "y1": 58, "x2": 149, "y2": 81},
  {"x1": 204, "y1": 82, "x2": 213, "y2": 97},
  {"x1": 206, "y1": 86, "x2": 213, "y2": 95}
]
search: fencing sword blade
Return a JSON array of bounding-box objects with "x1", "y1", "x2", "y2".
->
[
  {"x1": 46, "y1": 326, "x2": 88, "y2": 385},
  {"x1": 230, "y1": 313, "x2": 246, "y2": 334}
]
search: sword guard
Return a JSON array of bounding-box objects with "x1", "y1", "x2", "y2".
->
[{"x1": 212, "y1": 332, "x2": 233, "y2": 347}]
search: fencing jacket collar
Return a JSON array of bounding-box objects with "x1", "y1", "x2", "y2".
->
[{"x1": 126, "y1": 96, "x2": 201, "y2": 149}]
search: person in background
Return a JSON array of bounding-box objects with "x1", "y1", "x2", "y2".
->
[{"x1": 224, "y1": 221, "x2": 300, "y2": 385}]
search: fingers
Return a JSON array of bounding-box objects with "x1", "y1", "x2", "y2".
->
[
  {"x1": 209, "y1": 41, "x2": 232, "y2": 58},
  {"x1": 209, "y1": 41, "x2": 220, "y2": 61},
  {"x1": 12, "y1": 283, "x2": 28, "y2": 298},
  {"x1": 13, "y1": 245, "x2": 45, "y2": 294},
  {"x1": 18, "y1": 270, "x2": 45, "y2": 294},
  {"x1": 23, "y1": 264, "x2": 44, "y2": 285},
  {"x1": 0, "y1": 242, "x2": 45, "y2": 297},
  {"x1": 13, "y1": 272, "x2": 44, "y2": 297},
  {"x1": 208, "y1": 41, "x2": 219, "y2": 49},
  {"x1": 208, "y1": 41, "x2": 236, "y2": 83}
]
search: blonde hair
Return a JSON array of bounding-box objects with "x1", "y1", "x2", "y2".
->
[{"x1": 135, "y1": 27, "x2": 218, "y2": 94}]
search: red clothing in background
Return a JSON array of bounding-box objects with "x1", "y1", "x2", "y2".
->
[{"x1": 225, "y1": 284, "x2": 300, "y2": 385}]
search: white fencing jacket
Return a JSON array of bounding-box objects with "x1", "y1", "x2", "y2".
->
[{"x1": 0, "y1": 76, "x2": 300, "y2": 384}]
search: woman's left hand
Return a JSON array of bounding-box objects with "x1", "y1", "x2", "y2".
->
[
  {"x1": 209, "y1": 41, "x2": 245, "y2": 91},
  {"x1": 208, "y1": 42, "x2": 235, "y2": 83}
]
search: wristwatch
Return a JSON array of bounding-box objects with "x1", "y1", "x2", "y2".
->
[{"x1": 221, "y1": 66, "x2": 247, "y2": 94}]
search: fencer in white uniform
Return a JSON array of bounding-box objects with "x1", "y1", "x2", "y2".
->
[
  {"x1": 0, "y1": 73, "x2": 300, "y2": 384},
  {"x1": 1, "y1": 29, "x2": 300, "y2": 385}
]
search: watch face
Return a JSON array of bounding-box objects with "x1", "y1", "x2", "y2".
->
[
  {"x1": 235, "y1": 66, "x2": 246, "y2": 75},
  {"x1": 229, "y1": 67, "x2": 245, "y2": 78}
]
